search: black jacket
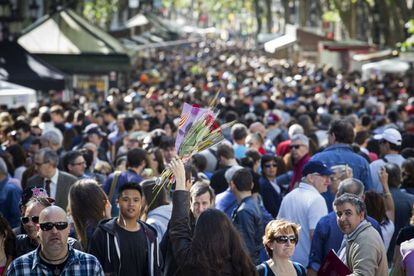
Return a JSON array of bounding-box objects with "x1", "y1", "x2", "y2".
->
[
  {"x1": 168, "y1": 191, "x2": 234, "y2": 276},
  {"x1": 88, "y1": 217, "x2": 161, "y2": 276},
  {"x1": 160, "y1": 202, "x2": 196, "y2": 276},
  {"x1": 231, "y1": 196, "x2": 264, "y2": 265}
]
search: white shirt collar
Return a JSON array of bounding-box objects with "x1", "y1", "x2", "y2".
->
[
  {"x1": 50, "y1": 169, "x2": 59, "y2": 184},
  {"x1": 299, "y1": 182, "x2": 320, "y2": 193}
]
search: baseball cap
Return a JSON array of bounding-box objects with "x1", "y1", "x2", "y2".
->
[
  {"x1": 302, "y1": 161, "x2": 333, "y2": 177},
  {"x1": 83, "y1": 124, "x2": 106, "y2": 137},
  {"x1": 374, "y1": 128, "x2": 402, "y2": 146}
]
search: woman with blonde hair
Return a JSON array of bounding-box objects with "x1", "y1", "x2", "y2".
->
[
  {"x1": 257, "y1": 219, "x2": 306, "y2": 276},
  {"x1": 68, "y1": 179, "x2": 111, "y2": 250}
]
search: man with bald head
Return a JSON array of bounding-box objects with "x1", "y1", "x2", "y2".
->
[{"x1": 7, "y1": 206, "x2": 103, "y2": 275}]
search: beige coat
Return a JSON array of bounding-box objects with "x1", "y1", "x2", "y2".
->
[{"x1": 345, "y1": 221, "x2": 388, "y2": 276}]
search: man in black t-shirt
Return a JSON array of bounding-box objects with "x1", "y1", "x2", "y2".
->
[{"x1": 89, "y1": 182, "x2": 161, "y2": 276}]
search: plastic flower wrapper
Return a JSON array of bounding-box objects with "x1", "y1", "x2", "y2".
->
[{"x1": 152, "y1": 99, "x2": 235, "y2": 204}]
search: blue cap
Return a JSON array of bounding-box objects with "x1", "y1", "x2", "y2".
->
[{"x1": 302, "y1": 161, "x2": 333, "y2": 176}]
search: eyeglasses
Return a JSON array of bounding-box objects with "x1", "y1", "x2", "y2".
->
[
  {"x1": 274, "y1": 235, "x2": 298, "y2": 244},
  {"x1": 39, "y1": 222, "x2": 69, "y2": 231},
  {"x1": 34, "y1": 161, "x2": 48, "y2": 167},
  {"x1": 290, "y1": 144, "x2": 304, "y2": 150},
  {"x1": 264, "y1": 163, "x2": 277, "y2": 168},
  {"x1": 155, "y1": 109, "x2": 163, "y2": 113},
  {"x1": 71, "y1": 161, "x2": 86, "y2": 166},
  {"x1": 21, "y1": 216, "x2": 39, "y2": 224}
]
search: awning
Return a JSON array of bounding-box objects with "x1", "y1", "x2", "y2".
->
[
  {"x1": 0, "y1": 41, "x2": 66, "y2": 91},
  {"x1": 17, "y1": 9, "x2": 130, "y2": 74},
  {"x1": 264, "y1": 25, "x2": 297, "y2": 54},
  {"x1": 361, "y1": 58, "x2": 410, "y2": 80}
]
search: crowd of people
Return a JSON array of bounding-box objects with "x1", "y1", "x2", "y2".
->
[{"x1": 0, "y1": 39, "x2": 414, "y2": 275}]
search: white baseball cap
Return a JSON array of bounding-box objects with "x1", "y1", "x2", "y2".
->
[{"x1": 374, "y1": 128, "x2": 402, "y2": 146}]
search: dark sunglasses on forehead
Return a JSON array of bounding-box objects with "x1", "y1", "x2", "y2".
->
[
  {"x1": 21, "y1": 216, "x2": 39, "y2": 224},
  {"x1": 39, "y1": 222, "x2": 68, "y2": 231},
  {"x1": 274, "y1": 235, "x2": 298, "y2": 244}
]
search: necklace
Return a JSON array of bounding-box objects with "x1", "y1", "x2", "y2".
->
[{"x1": 40, "y1": 250, "x2": 69, "y2": 263}]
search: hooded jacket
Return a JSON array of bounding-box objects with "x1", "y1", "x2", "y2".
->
[{"x1": 88, "y1": 217, "x2": 161, "y2": 276}]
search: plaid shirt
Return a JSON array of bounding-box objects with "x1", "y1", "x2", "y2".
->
[{"x1": 7, "y1": 246, "x2": 104, "y2": 276}]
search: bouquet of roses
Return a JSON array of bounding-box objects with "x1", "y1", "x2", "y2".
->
[{"x1": 152, "y1": 99, "x2": 234, "y2": 202}]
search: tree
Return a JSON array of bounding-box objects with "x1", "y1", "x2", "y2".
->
[{"x1": 81, "y1": 0, "x2": 119, "y2": 30}]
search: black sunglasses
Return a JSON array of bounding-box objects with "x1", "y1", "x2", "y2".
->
[
  {"x1": 264, "y1": 163, "x2": 277, "y2": 168},
  {"x1": 274, "y1": 235, "x2": 298, "y2": 244},
  {"x1": 21, "y1": 216, "x2": 39, "y2": 224},
  {"x1": 290, "y1": 144, "x2": 303, "y2": 150},
  {"x1": 39, "y1": 222, "x2": 68, "y2": 231}
]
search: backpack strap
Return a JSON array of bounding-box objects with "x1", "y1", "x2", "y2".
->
[
  {"x1": 293, "y1": 262, "x2": 306, "y2": 275},
  {"x1": 108, "y1": 171, "x2": 121, "y2": 202}
]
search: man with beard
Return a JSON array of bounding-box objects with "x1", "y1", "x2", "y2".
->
[
  {"x1": 89, "y1": 182, "x2": 161, "y2": 276},
  {"x1": 7, "y1": 206, "x2": 103, "y2": 275},
  {"x1": 15, "y1": 195, "x2": 82, "y2": 257}
]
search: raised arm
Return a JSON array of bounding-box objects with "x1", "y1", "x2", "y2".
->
[
  {"x1": 168, "y1": 158, "x2": 193, "y2": 264},
  {"x1": 379, "y1": 167, "x2": 395, "y2": 222}
]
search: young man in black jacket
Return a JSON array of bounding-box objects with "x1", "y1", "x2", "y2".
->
[
  {"x1": 89, "y1": 182, "x2": 161, "y2": 276},
  {"x1": 230, "y1": 168, "x2": 264, "y2": 265}
]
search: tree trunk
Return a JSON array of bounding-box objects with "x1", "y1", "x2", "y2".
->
[
  {"x1": 299, "y1": 0, "x2": 308, "y2": 27},
  {"x1": 265, "y1": 0, "x2": 272, "y2": 33},
  {"x1": 282, "y1": 0, "x2": 291, "y2": 26},
  {"x1": 253, "y1": 0, "x2": 262, "y2": 35}
]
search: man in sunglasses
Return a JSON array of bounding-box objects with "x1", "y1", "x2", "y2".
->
[
  {"x1": 15, "y1": 196, "x2": 81, "y2": 257},
  {"x1": 288, "y1": 134, "x2": 311, "y2": 191},
  {"x1": 7, "y1": 205, "x2": 104, "y2": 275}
]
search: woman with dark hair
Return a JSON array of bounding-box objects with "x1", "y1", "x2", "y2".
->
[
  {"x1": 68, "y1": 179, "x2": 111, "y2": 250},
  {"x1": 259, "y1": 154, "x2": 287, "y2": 218},
  {"x1": 365, "y1": 167, "x2": 395, "y2": 251},
  {"x1": 402, "y1": 158, "x2": 414, "y2": 195},
  {"x1": 140, "y1": 179, "x2": 172, "y2": 238},
  {"x1": 169, "y1": 158, "x2": 257, "y2": 276},
  {"x1": 148, "y1": 147, "x2": 165, "y2": 177},
  {"x1": 0, "y1": 214, "x2": 15, "y2": 276},
  {"x1": 162, "y1": 121, "x2": 177, "y2": 137},
  {"x1": 5, "y1": 144, "x2": 26, "y2": 181},
  {"x1": 257, "y1": 219, "x2": 306, "y2": 275}
]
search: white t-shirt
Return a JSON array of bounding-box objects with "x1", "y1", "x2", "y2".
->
[
  {"x1": 277, "y1": 182, "x2": 328, "y2": 267},
  {"x1": 381, "y1": 220, "x2": 395, "y2": 252}
]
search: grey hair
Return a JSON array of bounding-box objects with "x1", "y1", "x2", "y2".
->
[
  {"x1": 288, "y1": 124, "x2": 304, "y2": 138},
  {"x1": 36, "y1": 148, "x2": 59, "y2": 167},
  {"x1": 334, "y1": 193, "x2": 366, "y2": 215},
  {"x1": 225, "y1": 165, "x2": 243, "y2": 184},
  {"x1": 41, "y1": 130, "x2": 62, "y2": 147},
  {"x1": 291, "y1": 134, "x2": 309, "y2": 147},
  {"x1": 0, "y1": 157, "x2": 7, "y2": 175},
  {"x1": 337, "y1": 178, "x2": 364, "y2": 197}
]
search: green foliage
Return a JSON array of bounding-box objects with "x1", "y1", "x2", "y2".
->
[
  {"x1": 406, "y1": 19, "x2": 414, "y2": 34},
  {"x1": 82, "y1": 0, "x2": 119, "y2": 29},
  {"x1": 322, "y1": 10, "x2": 340, "y2": 22}
]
